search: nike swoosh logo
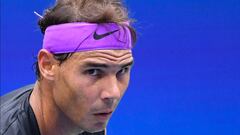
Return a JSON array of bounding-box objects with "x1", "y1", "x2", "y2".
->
[{"x1": 93, "y1": 29, "x2": 119, "y2": 40}]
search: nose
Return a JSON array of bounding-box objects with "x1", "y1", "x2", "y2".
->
[{"x1": 100, "y1": 76, "x2": 121, "y2": 103}]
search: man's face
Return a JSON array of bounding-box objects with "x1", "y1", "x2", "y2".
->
[{"x1": 52, "y1": 49, "x2": 133, "y2": 132}]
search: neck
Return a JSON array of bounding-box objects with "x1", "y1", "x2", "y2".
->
[{"x1": 29, "y1": 81, "x2": 84, "y2": 135}]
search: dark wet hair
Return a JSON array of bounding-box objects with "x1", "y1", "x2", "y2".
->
[{"x1": 35, "y1": 0, "x2": 137, "y2": 80}]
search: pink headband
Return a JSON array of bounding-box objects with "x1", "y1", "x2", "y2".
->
[{"x1": 43, "y1": 22, "x2": 132, "y2": 54}]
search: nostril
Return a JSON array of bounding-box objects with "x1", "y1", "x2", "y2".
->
[{"x1": 102, "y1": 98, "x2": 114, "y2": 107}]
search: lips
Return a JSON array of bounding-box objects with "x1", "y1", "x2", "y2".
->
[
  {"x1": 93, "y1": 110, "x2": 113, "y2": 121},
  {"x1": 93, "y1": 109, "x2": 113, "y2": 114}
]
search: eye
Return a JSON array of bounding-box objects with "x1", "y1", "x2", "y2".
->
[
  {"x1": 117, "y1": 67, "x2": 130, "y2": 76},
  {"x1": 85, "y1": 69, "x2": 102, "y2": 77}
]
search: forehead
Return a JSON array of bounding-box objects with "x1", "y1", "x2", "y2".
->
[{"x1": 68, "y1": 50, "x2": 133, "y2": 65}]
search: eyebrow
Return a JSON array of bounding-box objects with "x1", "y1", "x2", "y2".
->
[{"x1": 83, "y1": 61, "x2": 134, "y2": 68}]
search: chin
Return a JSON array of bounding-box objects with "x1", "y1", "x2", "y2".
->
[{"x1": 84, "y1": 122, "x2": 108, "y2": 133}]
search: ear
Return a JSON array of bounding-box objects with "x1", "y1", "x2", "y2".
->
[{"x1": 38, "y1": 49, "x2": 58, "y2": 81}]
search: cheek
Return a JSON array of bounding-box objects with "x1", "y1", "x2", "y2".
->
[
  {"x1": 120, "y1": 75, "x2": 131, "y2": 92},
  {"x1": 53, "y1": 80, "x2": 87, "y2": 117},
  {"x1": 52, "y1": 69, "x2": 97, "y2": 122}
]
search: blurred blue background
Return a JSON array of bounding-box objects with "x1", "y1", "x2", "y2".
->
[{"x1": 1, "y1": 0, "x2": 240, "y2": 134}]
